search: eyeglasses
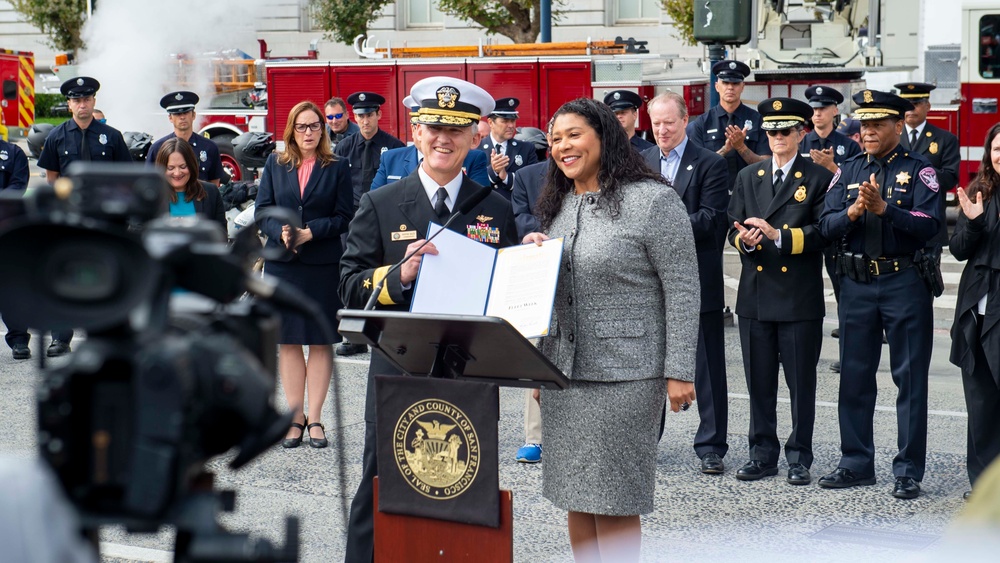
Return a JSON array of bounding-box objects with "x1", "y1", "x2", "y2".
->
[
  {"x1": 294, "y1": 122, "x2": 322, "y2": 132},
  {"x1": 326, "y1": 113, "x2": 344, "y2": 120},
  {"x1": 766, "y1": 128, "x2": 795, "y2": 137}
]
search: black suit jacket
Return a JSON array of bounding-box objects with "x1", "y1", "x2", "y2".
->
[
  {"x1": 727, "y1": 156, "x2": 833, "y2": 321},
  {"x1": 254, "y1": 153, "x2": 354, "y2": 264},
  {"x1": 643, "y1": 142, "x2": 730, "y2": 312},
  {"x1": 901, "y1": 122, "x2": 960, "y2": 246},
  {"x1": 511, "y1": 160, "x2": 549, "y2": 238},
  {"x1": 192, "y1": 180, "x2": 226, "y2": 232}
]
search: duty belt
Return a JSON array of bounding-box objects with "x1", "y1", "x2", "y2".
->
[
  {"x1": 867, "y1": 256, "x2": 913, "y2": 276},
  {"x1": 836, "y1": 251, "x2": 914, "y2": 283}
]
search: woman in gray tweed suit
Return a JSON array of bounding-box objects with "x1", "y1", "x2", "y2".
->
[{"x1": 524, "y1": 98, "x2": 700, "y2": 561}]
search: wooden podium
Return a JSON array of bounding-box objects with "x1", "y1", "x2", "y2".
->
[
  {"x1": 373, "y1": 477, "x2": 513, "y2": 562},
  {"x1": 339, "y1": 310, "x2": 568, "y2": 563}
]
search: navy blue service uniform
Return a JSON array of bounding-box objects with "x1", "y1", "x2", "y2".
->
[
  {"x1": 603, "y1": 89, "x2": 655, "y2": 152},
  {"x1": 0, "y1": 140, "x2": 30, "y2": 359},
  {"x1": 800, "y1": 129, "x2": 861, "y2": 167},
  {"x1": 147, "y1": 133, "x2": 222, "y2": 182},
  {"x1": 728, "y1": 97, "x2": 832, "y2": 481},
  {"x1": 37, "y1": 119, "x2": 131, "y2": 172},
  {"x1": 480, "y1": 97, "x2": 538, "y2": 199},
  {"x1": 818, "y1": 91, "x2": 941, "y2": 497},
  {"x1": 334, "y1": 128, "x2": 404, "y2": 211}
]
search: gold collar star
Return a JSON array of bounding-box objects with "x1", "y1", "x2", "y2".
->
[
  {"x1": 363, "y1": 278, "x2": 372, "y2": 289},
  {"x1": 896, "y1": 171, "x2": 911, "y2": 185}
]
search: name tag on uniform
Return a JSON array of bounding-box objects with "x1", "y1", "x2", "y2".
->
[
  {"x1": 388, "y1": 175, "x2": 401, "y2": 180},
  {"x1": 391, "y1": 230, "x2": 417, "y2": 241},
  {"x1": 847, "y1": 183, "x2": 860, "y2": 190},
  {"x1": 707, "y1": 129, "x2": 718, "y2": 134}
]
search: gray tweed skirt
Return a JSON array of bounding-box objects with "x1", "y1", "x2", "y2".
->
[{"x1": 540, "y1": 377, "x2": 665, "y2": 516}]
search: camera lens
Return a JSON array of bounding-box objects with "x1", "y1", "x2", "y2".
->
[{"x1": 43, "y1": 243, "x2": 120, "y2": 301}]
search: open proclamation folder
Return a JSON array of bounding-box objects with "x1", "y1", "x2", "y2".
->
[{"x1": 410, "y1": 222, "x2": 563, "y2": 339}]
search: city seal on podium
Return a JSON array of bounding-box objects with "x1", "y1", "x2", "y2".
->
[{"x1": 393, "y1": 398, "x2": 480, "y2": 500}]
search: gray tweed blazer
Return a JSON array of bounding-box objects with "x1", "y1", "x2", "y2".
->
[{"x1": 540, "y1": 179, "x2": 700, "y2": 383}]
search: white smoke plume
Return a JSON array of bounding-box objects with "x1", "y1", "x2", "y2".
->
[{"x1": 76, "y1": 0, "x2": 270, "y2": 137}]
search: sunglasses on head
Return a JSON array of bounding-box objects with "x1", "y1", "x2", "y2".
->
[
  {"x1": 766, "y1": 128, "x2": 795, "y2": 137},
  {"x1": 326, "y1": 113, "x2": 344, "y2": 120}
]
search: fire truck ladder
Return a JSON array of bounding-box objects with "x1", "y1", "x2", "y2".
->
[{"x1": 354, "y1": 35, "x2": 649, "y2": 59}]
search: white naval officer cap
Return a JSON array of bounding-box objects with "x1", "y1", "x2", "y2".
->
[{"x1": 409, "y1": 77, "x2": 495, "y2": 127}]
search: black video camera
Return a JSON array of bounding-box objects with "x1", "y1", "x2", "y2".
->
[{"x1": 0, "y1": 163, "x2": 303, "y2": 561}]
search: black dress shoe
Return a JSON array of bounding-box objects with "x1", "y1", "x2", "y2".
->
[
  {"x1": 282, "y1": 421, "x2": 306, "y2": 449},
  {"x1": 11, "y1": 344, "x2": 30, "y2": 360},
  {"x1": 818, "y1": 467, "x2": 876, "y2": 489},
  {"x1": 831, "y1": 361, "x2": 841, "y2": 373},
  {"x1": 736, "y1": 460, "x2": 778, "y2": 481},
  {"x1": 335, "y1": 342, "x2": 368, "y2": 357},
  {"x1": 892, "y1": 476, "x2": 920, "y2": 499},
  {"x1": 787, "y1": 463, "x2": 812, "y2": 486},
  {"x1": 831, "y1": 327, "x2": 840, "y2": 339},
  {"x1": 700, "y1": 452, "x2": 724, "y2": 474},
  {"x1": 46, "y1": 340, "x2": 71, "y2": 357},
  {"x1": 963, "y1": 490, "x2": 972, "y2": 501},
  {"x1": 307, "y1": 422, "x2": 328, "y2": 448}
]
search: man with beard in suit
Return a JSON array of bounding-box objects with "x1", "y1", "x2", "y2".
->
[
  {"x1": 728, "y1": 97, "x2": 833, "y2": 485},
  {"x1": 642, "y1": 91, "x2": 731, "y2": 475},
  {"x1": 339, "y1": 76, "x2": 518, "y2": 563}
]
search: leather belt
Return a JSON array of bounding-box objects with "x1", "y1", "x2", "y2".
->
[{"x1": 868, "y1": 256, "x2": 913, "y2": 276}]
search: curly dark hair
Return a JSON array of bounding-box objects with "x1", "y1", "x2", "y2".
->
[
  {"x1": 968, "y1": 122, "x2": 1000, "y2": 203},
  {"x1": 535, "y1": 98, "x2": 665, "y2": 231}
]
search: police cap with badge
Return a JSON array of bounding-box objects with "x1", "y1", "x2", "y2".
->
[
  {"x1": 603, "y1": 90, "x2": 643, "y2": 112},
  {"x1": 757, "y1": 97, "x2": 813, "y2": 131},
  {"x1": 61, "y1": 76, "x2": 100, "y2": 98},
  {"x1": 805, "y1": 85, "x2": 845, "y2": 108},
  {"x1": 893, "y1": 82, "x2": 935, "y2": 103},
  {"x1": 160, "y1": 90, "x2": 199, "y2": 114},
  {"x1": 851, "y1": 89, "x2": 914, "y2": 121},
  {"x1": 347, "y1": 91, "x2": 386, "y2": 115},
  {"x1": 490, "y1": 97, "x2": 520, "y2": 119},
  {"x1": 410, "y1": 77, "x2": 495, "y2": 127},
  {"x1": 712, "y1": 60, "x2": 752, "y2": 83}
]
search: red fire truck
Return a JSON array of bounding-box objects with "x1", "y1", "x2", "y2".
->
[
  {"x1": 955, "y1": 3, "x2": 1000, "y2": 192},
  {"x1": 0, "y1": 48, "x2": 34, "y2": 140}
]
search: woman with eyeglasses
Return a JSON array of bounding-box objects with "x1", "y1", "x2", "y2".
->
[
  {"x1": 155, "y1": 137, "x2": 225, "y2": 231},
  {"x1": 255, "y1": 100, "x2": 354, "y2": 449}
]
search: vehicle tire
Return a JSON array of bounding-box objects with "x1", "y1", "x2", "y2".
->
[{"x1": 213, "y1": 135, "x2": 249, "y2": 183}]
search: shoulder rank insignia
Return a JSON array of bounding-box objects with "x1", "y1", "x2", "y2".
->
[
  {"x1": 794, "y1": 185, "x2": 807, "y2": 202},
  {"x1": 476, "y1": 215, "x2": 493, "y2": 222},
  {"x1": 896, "y1": 171, "x2": 911, "y2": 185},
  {"x1": 363, "y1": 278, "x2": 371, "y2": 289},
  {"x1": 929, "y1": 142, "x2": 938, "y2": 155}
]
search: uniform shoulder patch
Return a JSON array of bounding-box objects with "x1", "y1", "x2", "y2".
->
[
  {"x1": 918, "y1": 167, "x2": 939, "y2": 192},
  {"x1": 827, "y1": 167, "x2": 841, "y2": 192}
]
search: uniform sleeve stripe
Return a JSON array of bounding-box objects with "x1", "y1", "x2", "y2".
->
[
  {"x1": 910, "y1": 211, "x2": 932, "y2": 218},
  {"x1": 790, "y1": 228, "x2": 804, "y2": 255},
  {"x1": 372, "y1": 265, "x2": 395, "y2": 306}
]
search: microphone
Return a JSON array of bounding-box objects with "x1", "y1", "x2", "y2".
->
[{"x1": 363, "y1": 184, "x2": 492, "y2": 310}]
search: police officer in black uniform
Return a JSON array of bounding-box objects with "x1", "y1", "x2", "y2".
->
[
  {"x1": 0, "y1": 139, "x2": 30, "y2": 359},
  {"x1": 686, "y1": 60, "x2": 771, "y2": 186},
  {"x1": 728, "y1": 97, "x2": 833, "y2": 485},
  {"x1": 801, "y1": 85, "x2": 863, "y2": 362},
  {"x1": 603, "y1": 89, "x2": 654, "y2": 152},
  {"x1": 146, "y1": 91, "x2": 224, "y2": 185},
  {"x1": 479, "y1": 97, "x2": 538, "y2": 199},
  {"x1": 334, "y1": 91, "x2": 405, "y2": 212},
  {"x1": 895, "y1": 82, "x2": 960, "y2": 260},
  {"x1": 340, "y1": 76, "x2": 517, "y2": 563},
  {"x1": 35, "y1": 76, "x2": 132, "y2": 357},
  {"x1": 818, "y1": 90, "x2": 942, "y2": 500}
]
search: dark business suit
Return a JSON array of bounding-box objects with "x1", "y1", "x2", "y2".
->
[
  {"x1": 370, "y1": 145, "x2": 490, "y2": 191},
  {"x1": 727, "y1": 156, "x2": 832, "y2": 468},
  {"x1": 643, "y1": 141, "x2": 731, "y2": 459},
  {"x1": 949, "y1": 194, "x2": 1000, "y2": 487},
  {"x1": 511, "y1": 160, "x2": 549, "y2": 238},
  {"x1": 339, "y1": 172, "x2": 517, "y2": 563},
  {"x1": 479, "y1": 135, "x2": 538, "y2": 199},
  {"x1": 900, "y1": 122, "x2": 960, "y2": 248}
]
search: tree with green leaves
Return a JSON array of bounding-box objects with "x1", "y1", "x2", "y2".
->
[
  {"x1": 10, "y1": 0, "x2": 91, "y2": 53},
  {"x1": 661, "y1": 0, "x2": 696, "y2": 46},
  {"x1": 311, "y1": 0, "x2": 563, "y2": 46}
]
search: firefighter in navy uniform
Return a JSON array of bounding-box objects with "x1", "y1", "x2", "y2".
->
[
  {"x1": 146, "y1": 90, "x2": 224, "y2": 185},
  {"x1": 728, "y1": 97, "x2": 833, "y2": 486},
  {"x1": 686, "y1": 60, "x2": 771, "y2": 187},
  {"x1": 801, "y1": 85, "x2": 863, "y2": 365},
  {"x1": 895, "y1": 82, "x2": 960, "y2": 260},
  {"x1": 478, "y1": 97, "x2": 538, "y2": 199},
  {"x1": 818, "y1": 90, "x2": 942, "y2": 500},
  {"x1": 603, "y1": 89, "x2": 655, "y2": 152},
  {"x1": 333, "y1": 91, "x2": 405, "y2": 213},
  {"x1": 339, "y1": 76, "x2": 517, "y2": 563},
  {"x1": 35, "y1": 76, "x2": 132, "y2": 357}
]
